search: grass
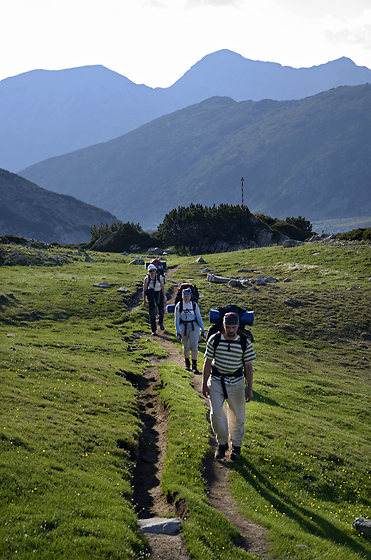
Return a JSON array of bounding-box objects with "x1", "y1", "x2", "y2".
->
[
  {"x1": 0, "y1": 250, "x2": 158, "y2": 559},
  {"x1": 1, "y1": 240, "x2": 371, "y2": 559}
]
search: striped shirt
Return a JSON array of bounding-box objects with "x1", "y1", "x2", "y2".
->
[{"x1": 204, "y1": 333, "x2": 256, "y2": 383}]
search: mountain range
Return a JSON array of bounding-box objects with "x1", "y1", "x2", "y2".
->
[
  {"x1": 0, "y1": 169, "x2": 117, "y2": 243},
  {"x1": 1, "y1": 49, "x2": 371, "y2": 172},
  {"x1": 19, "y1": 84, "x2": 371, "y2": 233}
]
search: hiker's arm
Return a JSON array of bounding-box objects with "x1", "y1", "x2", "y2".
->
[
  {"x1": 244, "y1": 362, "x2": 253, "y2": 403},
  {"x1": 143, "y1": 278, "x2": 148, "y2": 305},
  {"x1": 161, "y1": 277, "x2": 167, "y2": 302},
  {"x1": 174, "y1": 303, "x2": 181, "y2": 337},
  {"x1": 202, "y1": 358, "x2": 212, "y2": 398},
  {"x1": 195, "y1": 304, "x2": 205, "y2": 331}
]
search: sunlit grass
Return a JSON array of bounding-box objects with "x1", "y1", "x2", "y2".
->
[{"x1": 1, "y1": 240, "x2": 370, "y2": 559}]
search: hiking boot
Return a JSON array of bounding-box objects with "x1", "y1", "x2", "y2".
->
[
  {"x1": 192, "y1": 360, "x2": 200, "y2": 374},
  {"x1": 159, "y1": 323, "x2": 165, "y2": 330},
  {"x1": 151, "y1": 331, "x2": 157, "y2": 336},
  {"x1": 231, "y1": 446, "x2": 241, "y2": 460},
  {"x1": 185, "y1": 358, "x2": 191, "y2": 371},
  {"x1": 215, "y1": 443, "x2": 228, "y2": 459}
]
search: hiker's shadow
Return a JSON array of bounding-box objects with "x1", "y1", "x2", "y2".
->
[
  {"x1": 234, "y1": 456, "x2": 369, "y2": 559},
  {"x1": 253, "y1": 391, "x2": 283, "y2": 408}
]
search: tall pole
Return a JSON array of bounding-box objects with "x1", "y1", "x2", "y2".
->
[{"x1": 241, "y1": 177, "x2": 244, "y2": 207}]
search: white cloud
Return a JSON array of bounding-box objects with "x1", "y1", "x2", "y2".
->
[
  {"x1": 185, "y1": 0, "x2": 243, "y2": 6},
  {"x1": 322, "y1": 10, "x2": 371, "y2": 48}
]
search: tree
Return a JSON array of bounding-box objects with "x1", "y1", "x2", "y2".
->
[{"x1": 285, "y1": 216, "x2": 312, "y2": 233}]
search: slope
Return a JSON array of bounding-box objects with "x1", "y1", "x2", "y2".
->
[
  {"x1": 0, "y1": 169, "x2": 117, "y2": 244},
  {"x1": 20, "y1": 84, "x2": 371, "y2": 232},
  {"x1": 1, "y1": 50, "x2": 370, "y2": 172}
]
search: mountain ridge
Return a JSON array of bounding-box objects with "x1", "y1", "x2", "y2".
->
[
  {"x1": 0, "y1": 169, "x2": 118, "y2": 244},
  {"x1": 19, "y1": 84, "x2": 371, "y2": 232},
  {"x1": 1, "y1": 49, "x2": 370, "y2": 172}
]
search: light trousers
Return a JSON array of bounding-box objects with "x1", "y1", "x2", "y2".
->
[
  {"x1": 208, "y1": 376, "x2": 246, "y2": 447},
  {"x1": 179, "y1": 322, "x2": 200, "y2": 353}
]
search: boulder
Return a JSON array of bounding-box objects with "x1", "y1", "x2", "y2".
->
[
  {"x1": 138, "y1": 517, "x2": 184, "y2": 535},
  {"x1": 352, "y1": 517, "x2": 371, "y2": 538},
  {"x1": 147, "y1": 247, "x2": 163, "y2": 255},
  {"x1": 206, "y1": 274, "x2": 229, "y2": 284}
]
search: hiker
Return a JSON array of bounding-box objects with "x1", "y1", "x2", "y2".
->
[
  {"x1": 202, "y1": 311, "x2": 256, "y2": 460},
  {"x1": 143, "y1": 263, "x2": 167, "y2": 335},
  {"x1": 175, "y1": 287, "x2": 206, "y2": 373}
]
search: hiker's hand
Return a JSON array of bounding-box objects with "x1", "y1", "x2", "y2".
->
[
  {"x1": 176, "y1": 333, "x2": 182, "y2": 341},
  {"x1": 202, "y1": 383, "x2": 209, "y2": 398},
  {"x1": 245, "y1": 387, "x2": 253, "y2": 403},
  {"x1": 201, "y1": 330, "x2": 206, "y2": 339}
]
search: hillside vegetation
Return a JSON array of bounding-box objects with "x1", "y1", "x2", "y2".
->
[
  {"x1": 21, "y1": 84, "x2": 371, "y2": 232},
  {"x1": 0, "y1": 239, "x2": 370, "y2": 559}
]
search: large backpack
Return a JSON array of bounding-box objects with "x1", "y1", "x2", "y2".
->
[
  {"x1": 206, "y1": 304, "x2": 254, "y2": 353},
  {"x1": 146, "y1": 259, "x2": 166, "y2": 278},
  {"x1": 174, "y1": 283, "x2": 199, "y2": 310},
  {"x1": 145, "y1": 259, "x2": 166, "y2": 289}
]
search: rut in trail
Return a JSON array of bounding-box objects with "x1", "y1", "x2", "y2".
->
[{"x1": 131, "y1": 265, "x2": 270, "y2": 559}]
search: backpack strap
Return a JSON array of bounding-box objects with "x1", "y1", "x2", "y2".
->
[{"x1": 212, "y1": 332, "x2": 247, "y2": 354}]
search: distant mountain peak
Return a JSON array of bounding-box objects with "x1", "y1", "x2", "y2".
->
[{"x1": 1, "y1": 50, "x2": 371, "y2": 172}]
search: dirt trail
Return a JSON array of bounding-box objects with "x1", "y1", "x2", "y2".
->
[{"x1": 132, "y1": 265, "x2": 269, "y2": 560}]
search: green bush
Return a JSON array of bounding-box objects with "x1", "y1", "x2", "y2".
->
[
  {"x1": 157, "y1": 203, "x2": 257, "y2": 251},
  {"x1": 89, "y1": 221, "x2": 153, "y2": 252},
  {"x1": 338, "y1": 227, "x2": 371, "y2": 241},
  {"x1": 257, "y1": 214, "x2": 313, "y2": 241}
]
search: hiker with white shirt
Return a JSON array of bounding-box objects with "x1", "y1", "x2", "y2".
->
[
  {"x1": 174, "y1": 287, "x2": 206, "y2": 373},
  {"x1": 202, "y1": 311, "x2": 256, "y2": 460},
  {"x1": 143, "y1": 263, "x2": 166, "y2": 335}
]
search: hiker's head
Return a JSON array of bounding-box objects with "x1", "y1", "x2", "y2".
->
[
  {"x1": 148, "y1": 264, "x2": 156, "y2": 276},
  {"x1": 223, "y1": 312, "x2": 239, "y2": 338},
  {"x1": 182, "y1": 288, "x2": 192, "y2": 301}
]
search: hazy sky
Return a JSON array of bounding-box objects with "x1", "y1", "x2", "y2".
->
[{"x1": 1, "y1": 0, "x2": 370, "y2": 87}]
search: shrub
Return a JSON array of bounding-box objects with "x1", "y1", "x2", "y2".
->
[
  {"x1": 89, "y1": 221, "x2": 153, "y2": 252},
  {"x1": 338, "y1": 227, "x2": 371, "y2": 241}
]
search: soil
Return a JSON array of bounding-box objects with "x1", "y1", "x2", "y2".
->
[{"x1": 131, "y1": 266, "x2": 270, "y2": 560}]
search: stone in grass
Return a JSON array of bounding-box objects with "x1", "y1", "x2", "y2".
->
[
  {"x1": 352, "y1": 517, "x2": 371, "y2": 538},
  {"x1": 138, "y1": 517, "x2": 184, "y2": 535}
]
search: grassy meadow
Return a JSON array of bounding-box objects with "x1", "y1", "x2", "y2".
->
[{"x1": 1, "y1": 240, "x2": 370, "y2": 559}]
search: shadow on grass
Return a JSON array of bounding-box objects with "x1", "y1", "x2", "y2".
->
[
  {"x1": 253, "y1": 391, "x2": 283, "y2": 408},
  {"x1": 234, "y1": 456, "x2": 369, "y2": 558}
]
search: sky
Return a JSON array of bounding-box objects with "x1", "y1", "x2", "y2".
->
[{"x1": 1, "y1": 0, "x2": 371, "y2": 87}]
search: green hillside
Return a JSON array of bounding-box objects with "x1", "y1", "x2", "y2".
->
[
  {"x1": 0, "y1": 168, "x2": 117, "y2": 243},
  {"x1": 20, "y1": 84, "x2": 371, "y2": 232},
  {"x1": 1, "y1": 239, "x2": 370, "y2": 559}
]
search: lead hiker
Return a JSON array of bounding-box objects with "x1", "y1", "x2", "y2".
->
[
  {"x1": 175, "y1": 287, "x2": 206, "y2": 373},
  {"x1": 143, "y1": 263, "x2": 167, "y2": 335},
  {"x1": 202, "y1": 311, "x2": 256, "y2": 460}
]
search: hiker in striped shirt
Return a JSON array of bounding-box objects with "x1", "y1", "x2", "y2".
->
[{"x1": 202, "y1": 312, "x2": 256, "y2": 460}]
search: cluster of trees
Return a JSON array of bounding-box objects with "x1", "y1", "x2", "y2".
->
[
  {"x1": 338, "y1": 227, "x2": 371, "y2": 241},
  {"x1": 88, "y1": 204, "x2": 314, "y2": 253},
  {"x1": 89, "y1": 221, "x2": 152, "y2": 251},
  {"x1": 155, "y1": 204, "x2": 258, "y2": 249},
  {"x1": 256, "y1": 214, "x2": 313, "y2": 242}
]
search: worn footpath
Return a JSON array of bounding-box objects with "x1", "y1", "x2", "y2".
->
[{"x1": 132, "y1": 265, "x2": 269, "y2": 560}]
